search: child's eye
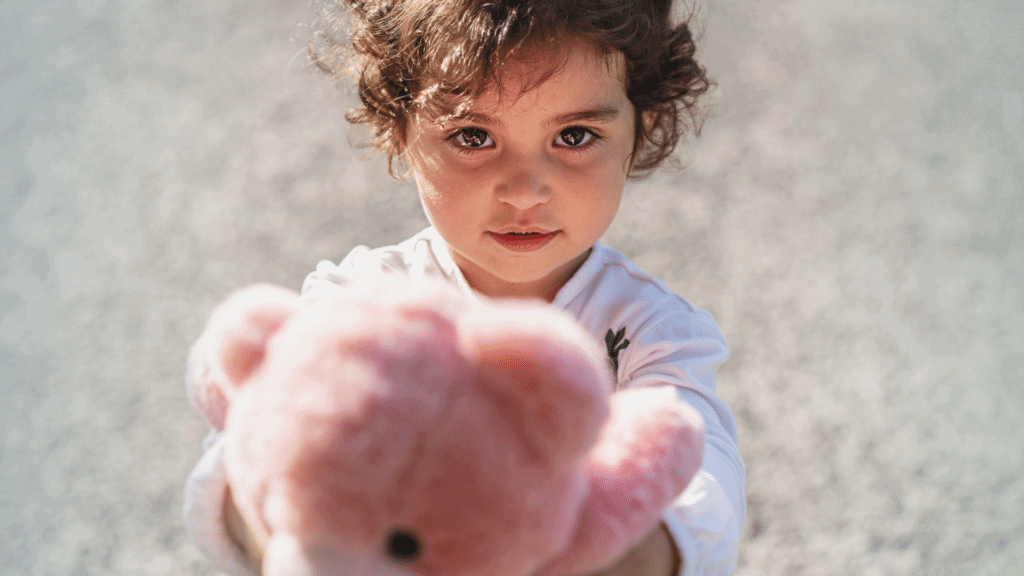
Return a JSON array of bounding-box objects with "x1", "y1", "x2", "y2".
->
[
  {"x1": 554, "y1": 127, "x2": 597, "y2": 148},
  {"x1": 450, "y1": 127, "x2": 494, "y2": 149}
]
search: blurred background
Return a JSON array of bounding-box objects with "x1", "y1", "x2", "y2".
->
[{"x1": 2, "y1": 0, "x2": 1021, "y2": 574}]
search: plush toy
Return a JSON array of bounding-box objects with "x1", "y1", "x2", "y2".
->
[{"x1": 187, "y1": 276, "x2": 704, "y2": 576}]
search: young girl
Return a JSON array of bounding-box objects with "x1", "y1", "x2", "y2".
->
[{"x1": 185, "y1": 0, "x2": 745, "y2": 574}]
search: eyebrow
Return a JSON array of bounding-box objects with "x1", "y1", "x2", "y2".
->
[{"x1": 456, "y1": 105, "x2": 621, "y2": 128}]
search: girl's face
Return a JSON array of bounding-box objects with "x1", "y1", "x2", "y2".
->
[{"x1": 404, "y1": 46, "x2": 636, "y2": 302}]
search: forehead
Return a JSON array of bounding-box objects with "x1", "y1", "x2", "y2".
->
[
  {"x1": 421, "y1": 44, "x2": 629, "y2": 124},
  {"x1": 499, "y1": 45, "x2": 627, "y2": 110},
  {"x1": 493, "y1": 43, "x2": 628, "y2": 97}
]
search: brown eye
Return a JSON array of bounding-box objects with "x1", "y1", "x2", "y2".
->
[
  {"x1": 453, "y1": 127, "x2": 493, "y2": 148},
  {"x1": 555, "y1": 127, "x2": 595, "y2": 148}
]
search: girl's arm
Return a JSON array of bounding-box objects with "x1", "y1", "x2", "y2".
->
[
  {"x1": 585, "y1": 523, "x2": 680, "y2": 576},
  {"x1": 224, "y1": 489, "x2": 266, "y2": 571}
]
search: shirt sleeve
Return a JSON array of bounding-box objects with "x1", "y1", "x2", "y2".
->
[
  {"x1": 301, "y1": 245, "x2": 375, "y2": 302},
  {"x1": 300, "y1": 238, "x2": 450, "y2": 301},
  {"x1": 183, "y1": 430, "x2": 260, "y2": 576},
  {"x1": 662, "y1": 389, "x2": 744, "y2": 576},
  {"x1": 620, "y1": 309, "x2": 746, "y2": 576}
]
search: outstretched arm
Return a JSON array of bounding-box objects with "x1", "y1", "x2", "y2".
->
[
  {"x1": 584, "y1": 523, "x2": 680, "y2": 576},
  {"x1": 224, "y1": 488, "x2": 267, "y2": 572}
]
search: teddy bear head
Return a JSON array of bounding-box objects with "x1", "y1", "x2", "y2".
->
[{"x1": 195, "y1": 277, "x2": 615, "y2": 576}]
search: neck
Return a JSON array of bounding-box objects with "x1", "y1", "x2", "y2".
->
[{"x1": 457, "y1": 247, "x2": 592, "y2": 303}]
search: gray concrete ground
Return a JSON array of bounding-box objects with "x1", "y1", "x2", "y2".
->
[{"x1": 2, "y1": 0, "x2": 1022, "y2": 574}]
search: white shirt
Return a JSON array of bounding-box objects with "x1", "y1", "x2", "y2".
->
[{"x1": 186, "y1": 227, "x2": 745, "y2": 576}]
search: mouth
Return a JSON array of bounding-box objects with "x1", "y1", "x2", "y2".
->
[{"x1": 488, "y1": 230, "x2": 559, "y2": 252}]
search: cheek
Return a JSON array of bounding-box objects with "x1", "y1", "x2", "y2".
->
[
  {"x1": 578, "y1": 148, "x2": 630, "y2": 194},
  {"x1": 574, "y1": 159, "x2": 624, "y2": 221},
  {"x1": 412, "y1": 171, "x2": 436, "y2": 204},
  {"x1": 414, "y1": 169, "x2": 449, "y2": 204},
  {"x1": 414, "y1": 170, "x2": 471, "y2": 226},
  {"x1": 407, "y1": 137, "x2": 463, "y2": 206},
  {"x1": 585, "y1": 130, "x2": 635, "y2": 180}
]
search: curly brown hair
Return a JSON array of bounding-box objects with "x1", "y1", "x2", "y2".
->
[{"x1": 310, "y1": 0, "x2": 712, "y2": 179}]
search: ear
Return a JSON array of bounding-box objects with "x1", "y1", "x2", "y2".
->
[
  {"x1": 212, "y1": 284, "x2": 302, "y2": 386},
  {"x1": 186, "y1": 284, "x2": 301, "y2": 429},
  {"x1": 463, "y1": 305, "x2": 612, "y2": 467},
  {"x1": 641, "y1": 109, "x2": 658, "y2": 134}
]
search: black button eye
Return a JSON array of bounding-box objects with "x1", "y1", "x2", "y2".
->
[{"x1": 386, "y1": 530, "x2": 421, "y2": 561}]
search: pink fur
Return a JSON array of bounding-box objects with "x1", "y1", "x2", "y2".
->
[{"x1": 187, "y1": 276, "x2": 704, "y2": 576}]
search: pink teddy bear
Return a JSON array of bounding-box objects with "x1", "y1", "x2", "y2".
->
[{"x1": 187, "y1": 276, "x2": 704, "y2": 576}]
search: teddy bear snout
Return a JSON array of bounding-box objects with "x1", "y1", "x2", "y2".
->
[{"x1": 385, "y1": 529, "x2": 421, "y2": 561}]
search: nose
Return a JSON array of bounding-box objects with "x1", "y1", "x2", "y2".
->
[{"x1": 494, "y1": 154, "x2": 553, "y2": 210}]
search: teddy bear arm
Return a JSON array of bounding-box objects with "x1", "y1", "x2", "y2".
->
[{"x1": 537, "y1": 386, "x2": 704, "y2": 576}]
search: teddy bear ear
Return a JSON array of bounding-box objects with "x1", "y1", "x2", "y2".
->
[
  {"x1": 463, "y1": 305, "x2": 613, "y2": 465},
  {"x1": 186, "y1": 284, "x2": 301, "y2": 429},
  {"x1": 212, "y1": 283, "x2": 303, "y2": 386}
]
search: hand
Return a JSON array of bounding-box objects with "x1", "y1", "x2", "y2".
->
[
  {"x1": 224, "y1": 487, "x2": 267, "y2": 570},
  {"x1": 582, "y1": 523, "x2": 680, "y2": 576}
]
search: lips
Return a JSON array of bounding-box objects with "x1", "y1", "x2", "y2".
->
[{"x1": 488, "y1": 230, "x2": 559, "y2": 252}]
